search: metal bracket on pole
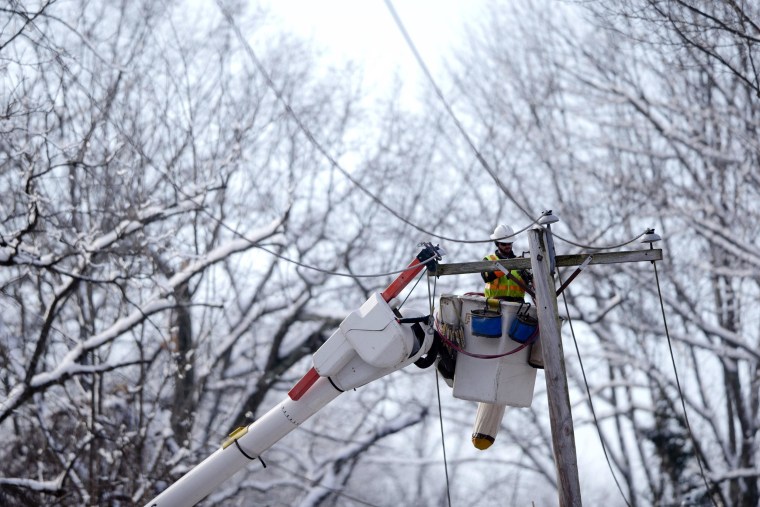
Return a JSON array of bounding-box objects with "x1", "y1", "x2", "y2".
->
[{"x1": 555, "y1": 255, "x2": 593, "y2": 297}]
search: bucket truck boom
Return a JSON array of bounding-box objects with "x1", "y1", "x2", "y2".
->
[{"x1": 146, "y1": 243, "x2": 444, "y2": 507}]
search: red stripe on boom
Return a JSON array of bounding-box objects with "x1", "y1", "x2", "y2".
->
[
  {"x1": 288, "y1": 367, "x2": 320, "y2": 401},
  {"x1": 381, "y1": 258, "x2": 425, "y2": 302}
]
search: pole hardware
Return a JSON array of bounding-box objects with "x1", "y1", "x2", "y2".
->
[
  {"x1": 641, "y1": 228, "x2": 662, "y2": 244},
  {"x1": 538, "y1": 209, "x2": 560, "y2": 225}
]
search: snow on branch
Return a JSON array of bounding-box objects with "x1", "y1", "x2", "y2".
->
[
  {"x1": 0, "y1": 217, "x2": 284, "y2": 423},
  {"x1": 0, "y1": 472, "x2": 65, "y2": 493},
  {"x1": 0, "y1": 193, "x2": 205, "y2": 268}
]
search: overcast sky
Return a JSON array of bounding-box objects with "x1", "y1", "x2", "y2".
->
[{"x1": 259, "y1": 0, "x2": 486, "y2": 100}]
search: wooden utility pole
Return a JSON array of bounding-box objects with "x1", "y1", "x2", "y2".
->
[{"x1": 528, "y1": 226, "x2": 581, "y2": 507}]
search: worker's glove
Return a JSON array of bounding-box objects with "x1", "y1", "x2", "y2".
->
[{"x1": 493, "y1": 270, "x2": 505, "y2": 278}]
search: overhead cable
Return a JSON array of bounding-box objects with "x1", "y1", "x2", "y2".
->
[
  {"x1": 553, "y1": 231, "x2": 647, "y2": 251},
  {"x1": 652, "y1": 260, "x2": 721, "y2": 506},
  {"x1": 217, "y1": 1, "x2": 539, "y2": 245},
  {"x1": 383, "y1": 0, "x2": 532, "y2": 220},
  {"x1": 256, "y1": 243, "x2": 438, "y2": 279}
]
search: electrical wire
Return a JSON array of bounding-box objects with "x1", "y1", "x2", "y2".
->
[
  {"x1": 216, "y1": 0, "x2": 537, "y2": 246},
  {"x1": 383, "y1": 0, "x2": 533, "y2": 221},
  {"x1": 434, "y1": 368, "x2": 453, "y2": 507},
  {"x1": 399, "y1": 268, "x2": 426, "y2": 308},
  {"x1": 552, "y1": 231, "x2": 647, "y2": 251},
  {"x1": 427, "y1": 273, "x2": 452, "y2": 507},
  {"x1": 258, "y1": 243, "x2": 438, "y2": 279},
  {"x1": 382, "y1": 1, "x2": 656, "y2": 256},
  {"x1": 33, "y1": 0, "x2": 644, "y2": 286},
  {"x1": 11, "y1": 2, "x2": 544, "y2": 299},
  {"x1": 20, "y1": 1, "x2": 655, "y2": 277},
  {"x1": 556, "y1": 269, "x2": 632, "y2": 507},
  {"x1": 652, "y1": 260, "x2": 720, "y2": 507}
]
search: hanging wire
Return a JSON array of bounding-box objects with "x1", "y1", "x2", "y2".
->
[
  {"x1": 434, "y1": 368, "x2": 453, "y2": 507},
  {"x1": 381, "y1": 0, "x2": 658, "y2": 255},
  {"x1": 20, "y1": 0, "x2": 652, "y2": 285},
  {"x1": 652, "y1": 260, "x2": 720, "y2": 507},
  {"x1": 382, "y1": 0, "x2": 533, "y2": 221},
  {"x1": 10, "y1": 2, "x2": 548, "y2": 306},
  {"x1": 556, "y1": 269, "x2": 632, "y2": 507},
  {"x1": 399, "y1": 268, "x2": 427, "y2": 308},
  {"x1": 253, "y1": 212, "x2": 539, "y2": 280},
  {"x1": 261, "y1": 244, "x2": 440, "y2": 279},
  {"x1": 216, "y1": 0, "x2": 539, "y2": 245},
  {"x1": 427, "y1": 274, "x2": 452, "y2": 507},
  {"x1": 552, "y1": 231, "x2": 647, "y2": 251}
]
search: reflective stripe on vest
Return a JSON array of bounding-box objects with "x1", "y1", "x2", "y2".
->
[{"x1": 484, "y1": 254, "x2": 525, "y2": 299}]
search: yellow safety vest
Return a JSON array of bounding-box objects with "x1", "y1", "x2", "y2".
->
[{"x1": 484, "y1": 254, "x2": 526, "y2": 300}]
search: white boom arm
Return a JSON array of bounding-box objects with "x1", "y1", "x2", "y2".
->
[{"x1": 145, "y1": 244, "x2": 443, "y2": 507}]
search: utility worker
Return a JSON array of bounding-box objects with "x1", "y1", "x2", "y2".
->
[{"x1": 481, "y1": 224, "x2": 532, "y2": 303}]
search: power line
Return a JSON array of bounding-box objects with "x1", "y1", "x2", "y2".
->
[
  {"x1": 257, "y1": 243, "x2": 438, "y2": 279},
  {"x1": 434, "y1": 369, "x2": 453, "y2": 507},
  {"x1": 382, "y1": 0, "x2": 533, "y2": 221},
  {"x1": 552, "y1": 231, "x2": 647, "y2": 251},
  {"x1": 25, "y1": 0, "x2": 638, "y2": 283},
  {"x1": 382, "y1": 1, "x2": 663, "y2": 257},
  {"x1": 652, "y1": 260, "x2": 721, "y2": 506},
  {"x1": 14, "y1": 3, "x2": 474, "y2": 282},
  {"x1": 216, "y1": 0, "x2": 531, "y2": 246}
]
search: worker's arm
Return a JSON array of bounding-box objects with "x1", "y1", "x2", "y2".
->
[
  {"x1": 481, "y1": 270, "x2": 503, "y2": 283},
  {"x1": 481, "y1": 257, "x2": 504, "y2": 283}
]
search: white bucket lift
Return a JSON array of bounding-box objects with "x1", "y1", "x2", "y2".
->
[{"x1": 438, "y1": 294, "x2": 539, "y2": 407}]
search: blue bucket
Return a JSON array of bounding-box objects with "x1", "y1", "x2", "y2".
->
[
  {"x1": 471, "y1": 309, "x2": 502, "y2": 338},
  {"x1": 508, "y1": 314, "x2": 537, "y2": 343}
]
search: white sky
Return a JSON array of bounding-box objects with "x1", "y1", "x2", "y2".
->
[{"x1": 259, "y1": 0, "x2": 486, "y2": 100}]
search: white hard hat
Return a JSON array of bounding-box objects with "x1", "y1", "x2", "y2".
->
[{"x1": 490, "y1": 224, "x2": 515, "y2": 242}]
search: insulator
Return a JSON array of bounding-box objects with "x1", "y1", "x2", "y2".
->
[
  {"x1": 538, "y1": 210, "x2": 559, "y2": 225},
  {"x1": 641, "y1": 228, "x2": 662, "y2": 243}
]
